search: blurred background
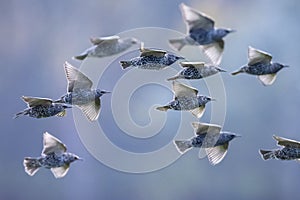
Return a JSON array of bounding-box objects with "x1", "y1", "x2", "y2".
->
[{"x1": 2, "y1": 0, "x2": 300, "y2": 199}]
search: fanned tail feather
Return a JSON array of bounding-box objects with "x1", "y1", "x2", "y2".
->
[
  {"x1": 169, "y1": 38, "x2": 186, "y2": 51},
  {"x1": 23, "y1": 157, "x2": 41, "y2": 176},
  {"x1": 120, "y1": 61, "x2": 132, "y2": 69},
  {"x1": 174, "y1": 140, "x2": 192, "y2": 154},
  {"x1": 14, "y1": 110, "x2": 28, "y2": 119},
  {"x1": 167, "y1": 75, "x2": 180, "y2": 81},
  {"x1": 156, "y1": 106, "x2": 170, "y2": 111},
  {"x1": 259, "y1": 149, "x2": 275, "y2": 160},
  {"x1": 73, "y1": 54, "x2": 88, "y2": 61}
]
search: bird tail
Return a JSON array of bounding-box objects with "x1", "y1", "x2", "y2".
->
[
  {"x1": 174, "y1": 140, "x2": 193, "y2": 154},
  {"x1": 14, "y1": 110, "x2": 28, "y2": 119},
  {"x1": 120, "y1": 61, "x2": 132, "y2": 69},
  {"x1": 23, "y1": 157, "x2": 41, "y2": 176},
  {"x1": 73, "y1": 53, "x2": 88, "y2": 61},
  {"x1": 169, "y1": 38, "x2": 186, "y2": 51},
  {"x1": 231, "y1": 70, "x2": 243, "y2": 75},
  {"x1": 156, "y1": 105, "x2": 170, "y2": 112},
  {"x1": 167, "y1": 75, "x2": 181, "y2": 81},
  {"x1": 259, "y1": 149, "x2": 275, "y2": 160}
]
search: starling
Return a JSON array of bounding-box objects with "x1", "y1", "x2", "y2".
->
[
  {"x1": 167, "y1": 61, "x2": 226, "y2": 81},
  {"x1": 169, "y1": 3, "x2": 235, "y2": 65},
  {"x1": 260, "y1": 135, "x2": 300, "y2": 161},
  {"x1": 14, "y1": 96, "x2": 71, "y2": 119},
  {"x1": 120, "y1": 43, "x2": 184, "y2": 70},
  {"x1": 23, "y1": 132, "x2": 82, "y2": 178},
  {"x1": 55, "y1": 62, "x2": 110, "y2": 121},
  {"x1": 174, "y1": 122, "x2": 239, "y2": 165},
  {"x1": 73, "y1": 35, "x2": 139, "y2": 60},
  {"x1": 231, "y1": 46, "x2": 289, "y2": 86},
  {"x1": 156, "y1": 81, "x2": 213, "y2": 118}
]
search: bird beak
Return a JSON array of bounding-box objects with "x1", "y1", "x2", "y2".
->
[
  {"x1": 102, "y1": 91, "x2": 111, "y2": 94},
  {"x1": 228, "y1": 29, "x2": 236, "y2": 33},
  {"x1": 77, "y1": 157, "x2": 84, "y2": 161},
  {"x1": 217, "y1": 67, "x2": 227, "y2": 72},
  {"x1": 284, "y1": 65, "x2": 290, "y2": 68},
  {"x1": 235, "y1": 134, "x2": 242, "y2": 138},
  {"x1": 210, "y1": 98, "x2": 216, "y2": 101}
]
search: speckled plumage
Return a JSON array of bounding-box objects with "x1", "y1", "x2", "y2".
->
[
  {"x1": 23, "y1": 132, "x2": 81, "y2": 178},
  {"x1": 73, "y1": 36, "x2": 139, "y2": 60},
  {"x1": 14, "y1": 96, "x2": 71, "y2": 119},
  {"x1": 260, "y1": 135, "x2": 300, "y2": 161},
  {"x1": 169, "y1": 3, "x2": 235, "y2": 65},
  {"x1": 167, "y1": 95, "x2": 211, "y2": 111},
  {"x1": 120, "y1": 45, "x2": 183, "y2": 70},
  {"x1": 156, "y1": 81, "x2": 213, "y2": 118},
  {"x1": 55, "y1": 62, "x2": 110, "y2": 121},
  {"x1": 167, "y1": 61, "x2": 226, "y2": 80},
  {"x1": 232, "y1": 46, "x2": 289, "y2": 86},
  {"x1": 174, "y1": 122, "x2": 239, "y2": 165}
]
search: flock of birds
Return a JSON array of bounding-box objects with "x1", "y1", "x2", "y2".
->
[{"x1": 15, "y1": 3, "x2": 297, "y2": 179}]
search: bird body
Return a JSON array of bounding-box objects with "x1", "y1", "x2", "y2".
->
[
  {"x1": 23, "y1": 132, "x2": 81, "y2": 178},
  {"x1": 167, "y1": 61, "x2": 225, "y2": 81},
  {"x1": 156, "y1": 81, "x2": 213, "y2": 118},
  {"x1": 14, "y1": 96, "x2": 71, "y2": 119},
  {"x1": 260, "y1": 135, "x2": 300, "y2": 161},
  {"x1": 74, "y1": 36, "x2": 138, "y2": 60},
  {"x1": 120, "y1": 45, "x2": 183, "y2": 70},
  {"x1": 56, "y1": 62, "x2": 110, "y2": 121},
  {"x1": 160, "y1": 95, "x2": 210, "y2": 111},
  {"x1": 232, "y1": 46, "x2": 288, "y2": 85},
  {"x1": 169, "y1": 3, "x2": 234, "y2": 65},
  {"x1": 174, "y1": 122, "x2": 239, "y2": 165}
]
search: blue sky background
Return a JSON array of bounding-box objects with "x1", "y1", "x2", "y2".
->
[{"x1": 1, "y1": 0, "x2": 300, "y2": 199}]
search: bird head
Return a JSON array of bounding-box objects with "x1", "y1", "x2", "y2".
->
[
  {"x1": 199, "y1": 96, "x2": 215, "y2": 104},
  {"x1": 222, "y1": 132, "x2": 241, "y2": 141},
  {"x1": 167, "y1": 54, "x2": 185, "y2": 64},
  {"x1": 215, "y1": 28, "x2": 235, "y2": 38}
]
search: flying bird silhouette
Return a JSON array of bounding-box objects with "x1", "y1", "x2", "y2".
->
[
  {"x1": 14, "y1": 96, "x2": 71, "y2": 119},
  {"x1": 174, "y1": 122, "x2": 240, "y2": 165},
  {"x1": 169, "y1": 3, "x2": 235, "y2": 65},
  {"x1": 156, "y1": 81, "x2": 213, "y2": 118},
  {"x1": 73, "y1": 35, "x2": 139, "y2": 60},
  {"x1": 23, "y1": 132, "x2": 82, "y2": 178},
  {"x1": 55, "y1": 62, "x2": 110, "y2": 121},
  {"x1": 232, "y1": 46, "x2": 289, "y2": 86}
]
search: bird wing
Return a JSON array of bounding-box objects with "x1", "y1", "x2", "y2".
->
[
  {"x1": 42, "y1": 132, "x2": 67, "y2": 156},
  {"x1": 89, "y1": 35, "x2": 120, "y2": 45},
  {"x1": 190, "y1": 106, "x2": 206, "y2": 118},
  {"x1": 56, "y1": 110, "x2": 67, "y2": 117},
  {"x1": 180, "y1": 3, "x2": 214, "y2": 32},
  {"x1": 273, "y1": 135, "x2": 300, "y2": 148},
  {"x1": 180, "y1": 61, "x2": 205, "y2": 68},
  {"x1": 248, "y1": 46, "x2": 272, "y2": 65},
  {"x1": 205, "y1": 142, "x2": 229, "y2": 165},
  {"x1": 192, "y1": 122, "x2": 221, "y2": 135},
  {"x1": 172, "y1": 81, "x2": 198, "y2": 98},
  {"x1": 258, "y1": 74, "x2": 277, "y2": 86},
  {"x1": 77, "y1": 98, "x2": 101, "y2": 121},
  {"x1": 22, "y1": 96, "x2": 53, "y2": 107},
  {"x1": 51, "y1": 164, "x2": 70, "y2": 178},
  {"x1": 64, "y1": 62, "x2": 93, "y2": 92},
  {"x1": 202, "y1": 41, "x2": 224, "y2": 65},
  {"x1": 140, "y1": 48, "x2": 166, "y2": 57}
]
